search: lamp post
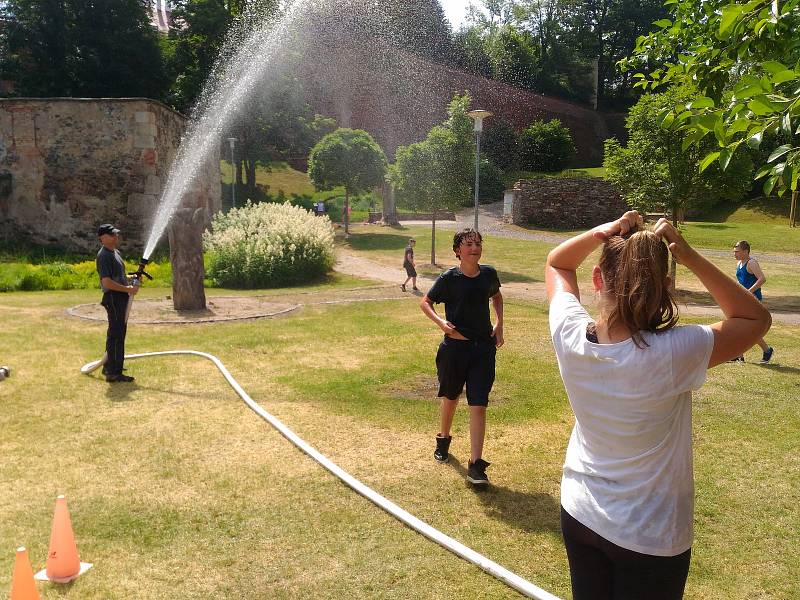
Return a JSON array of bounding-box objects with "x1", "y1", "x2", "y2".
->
[
  {"x1": 467, "y1": 110, "x2": 492, "y2": 231},
  {"x1": 227, "y1": 137, "x2": 237, "y2": 209}
]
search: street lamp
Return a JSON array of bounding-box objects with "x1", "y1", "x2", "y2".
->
[
  {"x1": 227, "y1": 137, "x2": 237, "y2": 209},
  {"x1": 467, "y1": 109, "x2": 492, "y2": 231}
]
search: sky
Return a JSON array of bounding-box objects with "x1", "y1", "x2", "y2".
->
[{"x1": 440, "y1": 0, "x2": 475, "y2": 29}]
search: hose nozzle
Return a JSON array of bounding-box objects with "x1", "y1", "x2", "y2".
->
[{"x1": 129, "y1": 257, "x2": 153, "y2": 282}]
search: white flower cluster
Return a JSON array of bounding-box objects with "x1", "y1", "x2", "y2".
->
[{"x1": 204, "y1": 201, "x2": 335, "y2": 288}]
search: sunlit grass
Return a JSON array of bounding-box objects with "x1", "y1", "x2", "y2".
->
[{"x1": 0, "y1": 287, "x2": 796, "y2": 598}]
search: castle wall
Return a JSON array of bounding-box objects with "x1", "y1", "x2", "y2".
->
[{"x1": 0, "y1": 98, "x2": 220, "y2": 252}]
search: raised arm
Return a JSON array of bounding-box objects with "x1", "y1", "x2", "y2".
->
[
  {"x1": 545, "y1": 210, "x2": 643, "y2": 302},
  {"x1": 654, "y1": 220, "x2": 771, "y2": 367}
]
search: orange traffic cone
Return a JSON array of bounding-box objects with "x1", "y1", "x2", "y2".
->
[
  {"x1": 34, "y1": 495, "x2": 92, "y2": 583},
  {"x1": 10, "y1": 547, "x2": 40, "y2": 600}
]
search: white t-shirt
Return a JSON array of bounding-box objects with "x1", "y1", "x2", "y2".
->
[{"x1": 549, "y1": 291, "x2": 714, "y2": 556}]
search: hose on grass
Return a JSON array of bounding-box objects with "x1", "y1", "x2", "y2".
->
[{"x1": 81, "y1": 350, "x2": 560, "y2": 600}]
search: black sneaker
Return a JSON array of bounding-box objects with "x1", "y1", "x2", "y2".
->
[
  {"x1": 467, "y1": 458, "x2": 490, "y2": 485},
  {"x1": 401, "y1": 284, "x2": 406, "y2": 292},
  {"x1": 434, "y1": 435, "x2": 451, "y2": 463},
  {"x1": 106, "y1": 374, "x2": 135, "y2": 383},
  {"x1": 728, "y1": 356, "x2": 745, "y2": 363},
  {"x1": 759, "y1": 347, "x2": 774, "y2": 364}
]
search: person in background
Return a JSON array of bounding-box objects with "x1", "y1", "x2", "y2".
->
[
  {"x1": 732, "y1": 240, "x2": 774, "y2": 363},
  {"x1": 401, "y1": 238, "x2": 418, "y2": 292},
  {"x1": 546, "y1": 211, "x2": 770, "y2": 599},
  {"x1": 96, "y1": 224, "x2": 139, "y2": 383}
]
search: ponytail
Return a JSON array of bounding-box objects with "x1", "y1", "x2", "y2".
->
[{"x1": 599, "y1": 230, "x2": 678, "y2": 347}]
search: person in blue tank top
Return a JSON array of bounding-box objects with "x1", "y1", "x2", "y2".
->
[{"x1": 733, "y1": 240, "x2": 773, "y2": 363}]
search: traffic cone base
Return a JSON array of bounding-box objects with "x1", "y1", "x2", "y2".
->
[
  {"x1": 10, "y1": 546, "x2": 41, "y2": 600},
  {"x1": 34, "y1": 561, "x2": 92, "y2": 583}
]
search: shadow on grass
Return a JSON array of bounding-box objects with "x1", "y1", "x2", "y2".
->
[
  {"x1": 677, "y1": 289, "x2": 800, "y2": 312},
  {"x1": 448, "y1": 456, "x2": 560, "y2": 535},
  {"x1": 758, "y1": 363, "x2": 800, "y2": 376},
  {"x1": 497, "y1": 270, "x2": 540, "y2": 284},
  {"x1": 347, "y1": 233, "x2": 411, "y2": 252}
]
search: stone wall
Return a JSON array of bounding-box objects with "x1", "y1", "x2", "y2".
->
[
  {"x1": 0, "y1": 98, "x2": 220, "y2": 252},
  {"x1": 510, "y1": 177, "x2": 629, "y2": 229}
]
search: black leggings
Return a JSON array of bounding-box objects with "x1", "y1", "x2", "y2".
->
[{"x1": 561, "y1": 507, "x2": 691, "y2": 600}]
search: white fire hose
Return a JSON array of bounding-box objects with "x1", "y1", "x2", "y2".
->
[{"x1": 80, "y1": 350, "x2": 560, "y2": 600}]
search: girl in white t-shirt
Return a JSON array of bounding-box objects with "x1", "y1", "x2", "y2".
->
[{"x1": 545, "y1": 211, "x2": 770, "y2": 600}]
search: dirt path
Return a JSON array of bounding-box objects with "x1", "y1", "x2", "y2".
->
[{"x1": 334, "y1": 247, "x2": 800, "y2": 326}]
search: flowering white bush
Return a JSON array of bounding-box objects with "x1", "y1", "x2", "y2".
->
[{"x1": 204, "y1": 202, "x2": 335, "y2": 288}]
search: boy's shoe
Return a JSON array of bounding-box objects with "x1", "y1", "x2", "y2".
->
[
  {"x1": 401, "y1": 284, "x2": 406, "y2": 292},
  {"x1": 467, "y1": 458, "x2": 491, "y2": 485},
  {"x1": 728, "y1": 356, "x2": 745, "y2": 363},
  {"x1": 759, "y1": 347, "x2": 774, "y2": 364},
  {"x1": 434, "y1": 435, "x2": 452, "y2": 463},
  {"x1": 412, "y1": 287, "x2": 420, "y2": 291},
  {"x1": 106, "y1": 374, "x2": 135, "y2": 383}
]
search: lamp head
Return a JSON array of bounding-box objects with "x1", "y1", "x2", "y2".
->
[{"x1": 467, "y1": 109, "x2": 493, "y2": 132}]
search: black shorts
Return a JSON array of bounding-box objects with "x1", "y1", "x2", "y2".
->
[
  {"x1": 435, "y1": 336, "x2": 496, "y2": 406},
  {"x1": 404, "y1": 264, "x2": 417, "y2": 277}
]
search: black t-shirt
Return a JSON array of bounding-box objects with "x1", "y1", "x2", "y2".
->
[
  {"x1": 96, "y1": 246, "x2": 127, "y2": 292},
  {"x1": 403, "y1": 245, "x2": 414, "y2": 267},
  {"x1": 426, "y1": 265, "x2": 501, "y2": 340}
]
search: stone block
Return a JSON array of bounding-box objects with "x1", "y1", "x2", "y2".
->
[
  {"x1": 134, "y1": 111, "x2": 154, "y2": 124},
  {"x1": 144, "y1": 174, "x2": 161, "y2": 195},
  {"x1": 134, "y1": 134, "x2": 155, "y2": 149},
  {"x1": 127, "y1": 193, "x2": 158, "y2": 219}
]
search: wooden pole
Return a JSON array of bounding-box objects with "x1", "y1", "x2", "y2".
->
[{"x1": 790, "y1": 190, "x2": 798, "y2": 228}]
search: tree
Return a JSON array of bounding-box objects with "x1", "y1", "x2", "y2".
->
[
  {"x1": 482, "y1": 117, "x2": 520, "y2": 170},
  {"x1": 604, "y1": 88, "x2": 754, "y2": 279},
  {"x1": 625, "y1": 0, "x2": 800, "y2": 199},
  {"x1": 518, "y1": 119, "x2": 576, "y2": 171},
  {"x1": 0, "y1": 0, "x2": 168, "y2": 99},
  {"x1": 390, "y1": 94, "x2": 474, "y2": 264},
  {"x1": 308, "y1": 129, "x2": 388, "y2": 235}
]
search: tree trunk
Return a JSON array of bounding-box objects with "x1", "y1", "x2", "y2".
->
[
  {"x1": 344, "y1": 190, "x2": 350, "y2": 235},
  {"x1": 431, "y1": 215, "x2": 436, "y2": 265},
  {"x1": 235, "y1": 158, "x2": 243, "y2": 187},
  {"x1": 790, "y1": 190, "x2": 798, "y2": 227},
  {"x1": 669, "y1": 210, "x2": 679, "y2": 291},
  {"x1": 168, "y1": 207, "x2": 208, "y2": 311},
  {"x1": 245, "y1": 159, "x2": 257, "y2": 196},
  {"x1": 381, "y1": 181, "x2": 399, "y2": 226}
]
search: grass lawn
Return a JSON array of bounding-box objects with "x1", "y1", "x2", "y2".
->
[
  {"x1": 345, "y1": 226, "x2": 800, "y2": 312},
  {"x1": 1, "y1": 280, "x2": 797, "y2": 598}
]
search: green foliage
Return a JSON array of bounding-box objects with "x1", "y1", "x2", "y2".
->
[
  {"x1": 517, "y1": 119, "x2": 576, "y2": 172},
  {"x1": 390, "y1": 94, "x2": 474, "y2": 214},
  {"x1": 0, "y1": 260, "x2": 173, "y2": 292},
  {"x1": 477, "y1": 158, "x2": 506, "y2": 203},
  {"x1": 603, "y1": 89, "x2": 753, "y2": 216},
  {"x1": 0, "y1": 0, "x2": 168, "y2": 99},
  {"x1": 625, "y1": 0, "x2": 800, "y2": 196},
  {"x1": 481, "y1": 117, "x2": 519, "y2": 170},
  {"x1": 203, "y1": 201, "x2": 334, "y2": 288},
  {"x1": 308, "y1": 129, "x2": 388, "y2": 195}
]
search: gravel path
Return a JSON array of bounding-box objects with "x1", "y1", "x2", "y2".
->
[{"x1": 338, "y1": 206, "x2": 800, "y2": 326}]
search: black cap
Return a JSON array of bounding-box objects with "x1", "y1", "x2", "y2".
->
[{"x1": 97, "y1": 224, "x2": 120, "y2": 237}]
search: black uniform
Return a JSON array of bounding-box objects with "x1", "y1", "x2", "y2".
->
[
  {"x1": 96, "y1": 247, "x2": 129, "y2": 377},
  {"x1": 426, "y1": 265, "x2": 501, "y2": 406}
]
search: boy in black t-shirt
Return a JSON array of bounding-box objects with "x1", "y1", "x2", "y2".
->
[{"x1": 420, "y1": 228, "x2": 504, "y2": 485}]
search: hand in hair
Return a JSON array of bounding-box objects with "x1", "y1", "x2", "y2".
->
[
  {"x1": 593, "y1": 210, "x2": 644, "y2": 241},
  {"x1": 654, "y1": 219, "x2": 695, "y2": 265}
]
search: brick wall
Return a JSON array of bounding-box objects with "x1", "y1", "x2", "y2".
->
[
  {"x1": 510, "y1": 177, "x2": 629, "y2": 228},
  {"x1": 0, "y1": 98, "x2": 220, "y2": 252}
]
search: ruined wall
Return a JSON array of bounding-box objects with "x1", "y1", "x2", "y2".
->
[
  {"x1": 0, "y1": 98, "x2": 220, "y2": 252},
  {"x1": 510, "y1": 177, "x2": 629, "y2": 229}
]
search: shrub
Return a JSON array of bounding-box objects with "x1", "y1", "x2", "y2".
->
[
  {"x1": 203, "y1": 201, "x2": 334, "y2": 288},
  {"x1": 518, "y1": 119, "x2": 576, "y2": 172}
]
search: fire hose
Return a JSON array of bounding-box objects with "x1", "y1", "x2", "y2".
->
[{"x1": 80, "y1": 260, "x2": 560, "y2": 600}]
